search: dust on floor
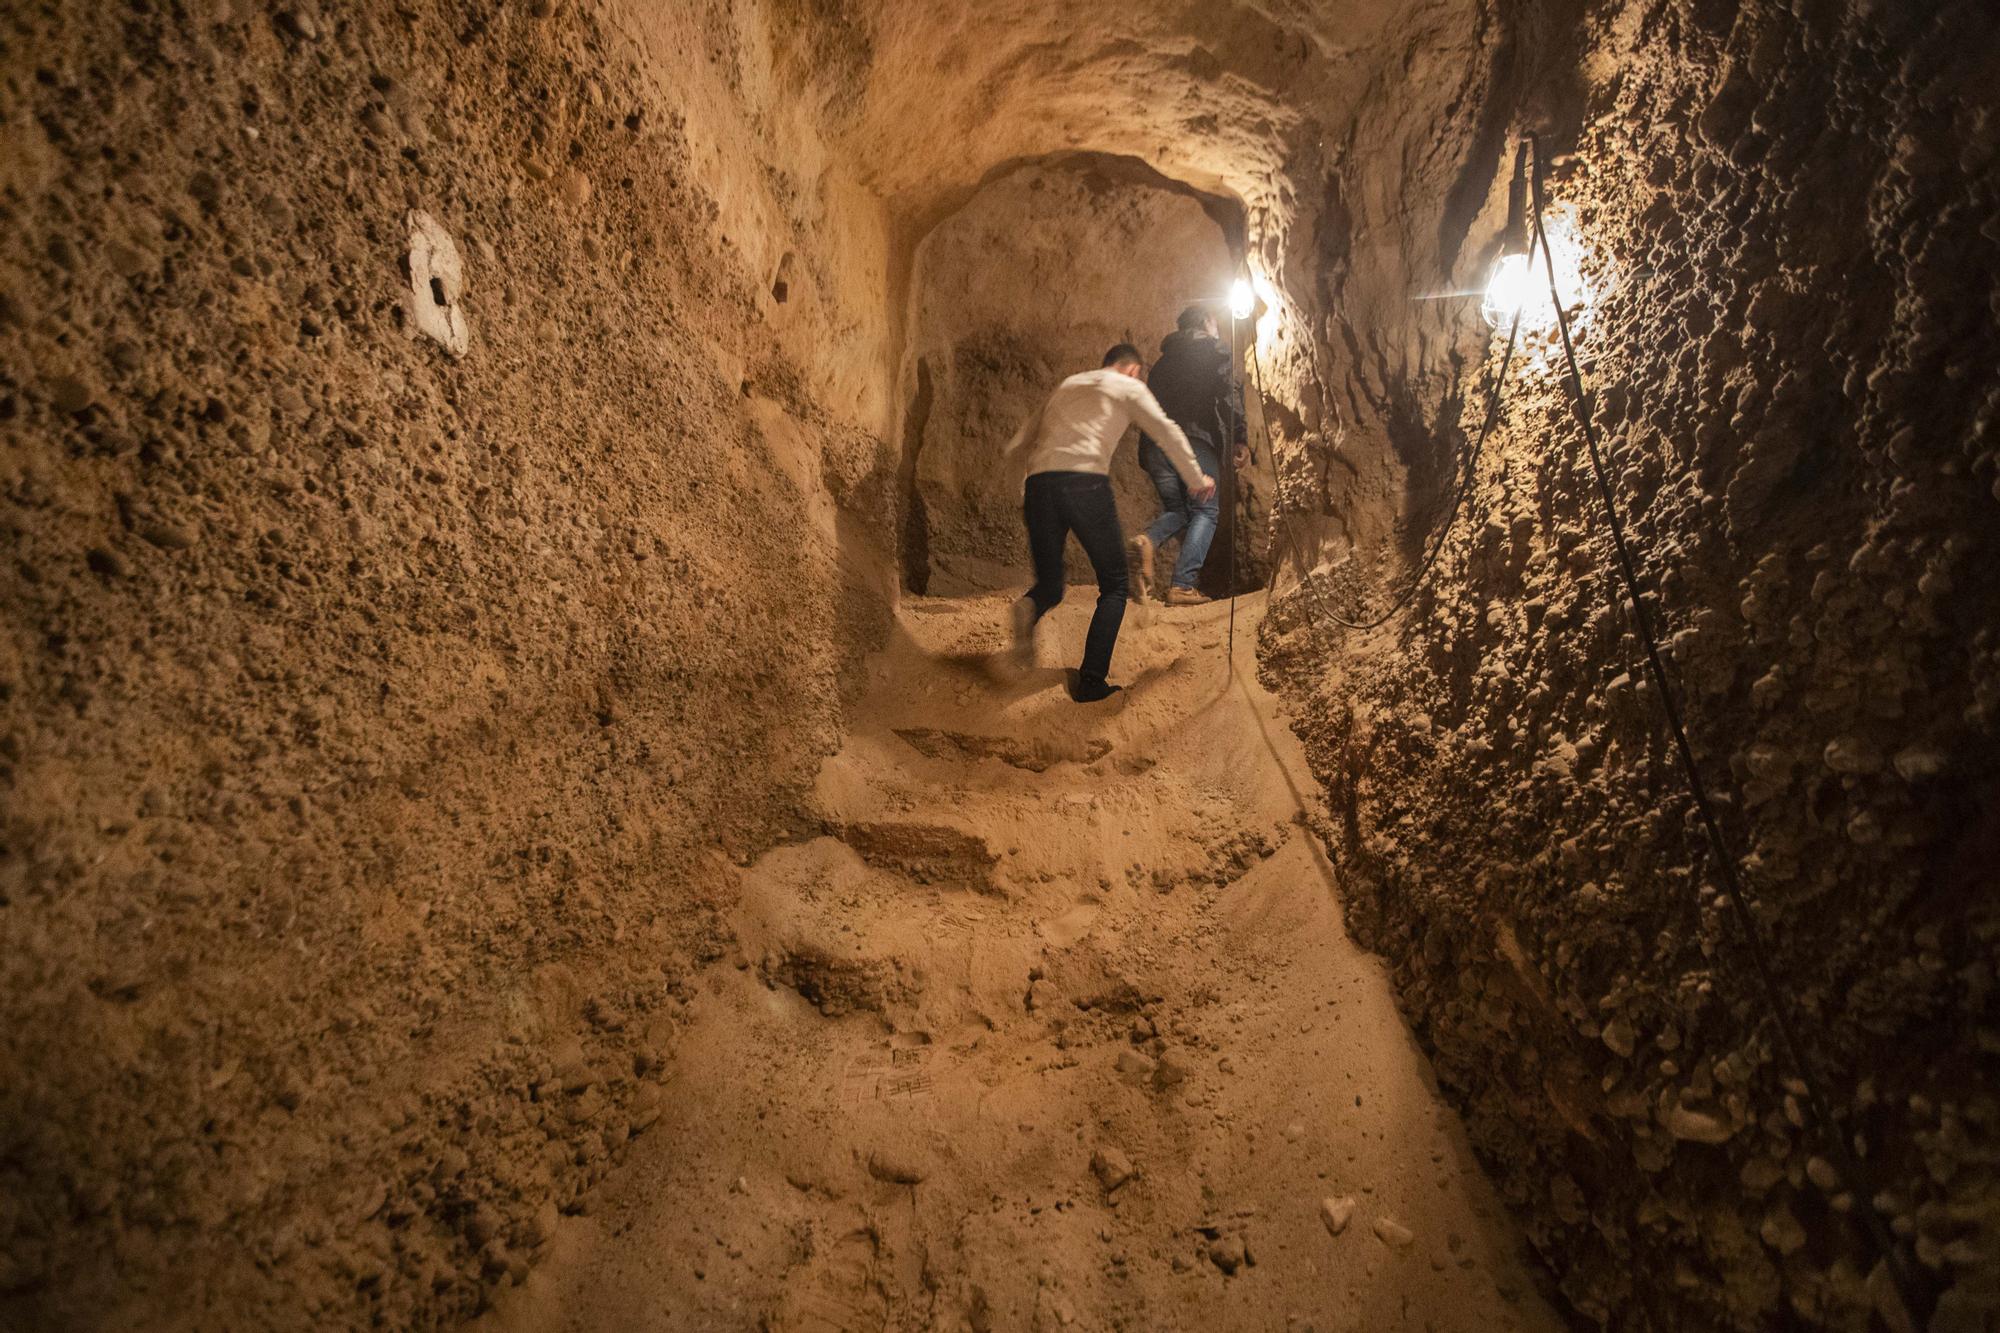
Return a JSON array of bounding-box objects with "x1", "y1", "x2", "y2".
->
[{"x1": 475, "y1": 589, "x2": 1561, "y2": 1331}]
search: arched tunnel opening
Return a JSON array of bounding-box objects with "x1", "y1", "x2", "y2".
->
[
  {"x1": 896, "y1": 151, "x2": 1270, "y2": 601},
  {"x1": 3, "y1": 1, "x2": 1996, "y2": 1330}
]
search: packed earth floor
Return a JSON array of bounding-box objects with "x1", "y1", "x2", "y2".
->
[{"x1": 475, "y1": 588, "x2": 1562, "y2": 1332}]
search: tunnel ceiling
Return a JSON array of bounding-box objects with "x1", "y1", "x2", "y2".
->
[{"x1": 741, "y1": 0, "x2": 1480, "y2": 226}]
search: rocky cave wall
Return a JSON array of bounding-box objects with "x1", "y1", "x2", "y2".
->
[
  {"x1": 1264, "y1": 0, "x2": 2000, "y2": 1327},
  {"x1": 899, "y1": 155, "x2": 1244, "y2": 594},
  {"x1": 0, "y1": 0, "x2": 906, "y2": 1325},
  {"x1": 17, "y1": 0, "x2": 1992, "y2": 1326}
]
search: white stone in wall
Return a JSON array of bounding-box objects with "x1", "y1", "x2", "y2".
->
[{"x1": 405, "y1": 208, "x2": 470, "y2": 357}]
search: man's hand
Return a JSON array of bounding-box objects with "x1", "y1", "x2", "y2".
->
[
  {"x1": 1193, "y1": 474, "x2": 1218, "y2": 504},
  {"x1": 1233, "y1": 446, "x2": 1251, "y2": 471}
]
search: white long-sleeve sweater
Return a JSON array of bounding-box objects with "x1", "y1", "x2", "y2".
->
[{"x1": 1006, "y1": 368, "x2": 1206, "y2": 488}]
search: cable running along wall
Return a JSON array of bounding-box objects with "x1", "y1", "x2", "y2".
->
[{"x1": 1253, "y1": 133, "x2": 1930, "y2": 1322}]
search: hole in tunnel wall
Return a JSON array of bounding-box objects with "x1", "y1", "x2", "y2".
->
[{"x1": 897, "y1": 154, "x2": 1271, "y2": 595}]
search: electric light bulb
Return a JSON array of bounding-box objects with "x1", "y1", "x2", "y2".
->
[
  {"x1": 1228, "y1": 278, "x2": 1255, "y2": 322},
  {"x1": 1481, "y1": 253, "x2": 1533, "y2": 328},
  {"x1": 1479, "y1": 209, "x2": 1599, "y2": 334}
]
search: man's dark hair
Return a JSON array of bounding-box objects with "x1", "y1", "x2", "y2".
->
[
  {"x1": 1102, "y1": 343, "x2": 1143, "y2": 369},
  {"x1": 1177, "y1": 304, "x2": 1216, "y2": 334}
]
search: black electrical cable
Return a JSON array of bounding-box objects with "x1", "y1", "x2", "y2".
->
[
  {"x1": 1520, "y1": 131, "x2": 1927, "y2": 1320},
  {"x1": 1245, "y1": 130, "x2": 1925, "y2": 1322},
  {"x1": 1222, "y1": 324, "x2": 1241, "y2": 669}
]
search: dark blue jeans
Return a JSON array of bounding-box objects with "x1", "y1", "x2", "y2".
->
[
  {"x1": 1139, "y1": 439, "x2": 1221, "y2": 589},
  {"x1": 1023, "y1": 471, "x2": 1129, "y2": 687}
]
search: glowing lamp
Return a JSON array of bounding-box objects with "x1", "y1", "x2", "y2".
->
[
  {"x1": 1481, "y1": 253, "x2": 1534, "y2": 328},
  {"x1": 1482, "y1": 210, "x2": 1593, "y2": 335},
  {"x1": 1228, "y1": 278, "x2": 1255, "y2": 322},
  {"x1": 1479, "y1": 142, "x2": 1595, "y2": 335},
  {"x1": 1483, "y1": 142, "x2": 1534, "y2": 330}
]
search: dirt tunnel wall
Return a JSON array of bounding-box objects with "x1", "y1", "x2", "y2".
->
[
  {"x1": 0, "y1": 1, "x2": 909, "y2": 1324},
  {"x1": 1260, "y1": 0, "x2": 2000, "y2": 1328},
  {"x1": 3, "y1": 0, "x2": 1997, "y2": 1327}
]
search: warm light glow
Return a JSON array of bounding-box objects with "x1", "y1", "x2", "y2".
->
[
  {"x1": 1480, "y1": 253, "x2": 1535, "y2": 328},
  {"x1": 1480, "y1": 208, "x2": 1596, "y2": 334},
  {"x1": 1228, "y1": 277, "x2": 1255, "y2": 322}
]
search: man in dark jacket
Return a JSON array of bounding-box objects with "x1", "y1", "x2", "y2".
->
[{"x1": 1130, "y1": 304, "x2": 1249, "y2": 605}]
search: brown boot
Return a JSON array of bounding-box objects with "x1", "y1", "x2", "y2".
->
[
  {"x1": 1129, "y1": 534, "x2": 1155, "y2": 598},
  {"x1": 1165, "y1": 585, "x2": 1210, "y2": 606}
]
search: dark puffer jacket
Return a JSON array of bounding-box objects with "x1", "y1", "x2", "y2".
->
[{"x1": 1139, "y1": 329, "x2": 1246, "y2": 459}]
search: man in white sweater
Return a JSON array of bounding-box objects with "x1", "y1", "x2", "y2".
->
[{"x1": 1002, "y1": 344, "x2": 1215, "y2": 702}]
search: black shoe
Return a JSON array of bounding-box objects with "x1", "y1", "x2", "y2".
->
[{"x1": 1065, "y1": 672, "x2": 1123, "y2": 704}]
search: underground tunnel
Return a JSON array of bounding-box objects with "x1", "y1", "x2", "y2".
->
[{"x1": 1, "y1": 0, "x2": 1996, "y2": 1329}]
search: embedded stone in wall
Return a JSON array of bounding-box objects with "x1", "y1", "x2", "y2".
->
[{"x1": 405, "y1": 208, "x2": 470, "y2": 357}]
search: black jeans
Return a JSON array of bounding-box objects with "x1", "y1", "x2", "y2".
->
[{"x1": 1023, "y1": 471, "x2": 1130, "y2": 686}]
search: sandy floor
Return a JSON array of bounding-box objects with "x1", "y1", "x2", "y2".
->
[{"x1": 475, "y1": 588, "x2": 1561, "y2": 1332}]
